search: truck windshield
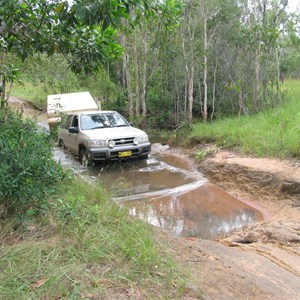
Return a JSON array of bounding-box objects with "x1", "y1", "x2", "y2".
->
[{"x1": 80, "y1": 113, "x2": 129, "y2": 130}]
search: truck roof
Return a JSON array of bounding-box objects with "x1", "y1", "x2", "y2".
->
[{"x1": 67, "y1": 110, "x2": 116, "y2": 115}]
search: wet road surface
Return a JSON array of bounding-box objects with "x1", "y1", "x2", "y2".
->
[{"x1": 54, "y1": 143, "x2": 263, "y2": 239}]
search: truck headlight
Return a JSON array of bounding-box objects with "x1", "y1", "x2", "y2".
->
[
  {"x1": 134, "y1": 134, "x2": 149, "y2": 145},
  {"x1": 87, "y1": 139, "x2": 107, "y2": 148},
  {"x1": 108, "y1": 140, "x2": 115, "y2": 148}
]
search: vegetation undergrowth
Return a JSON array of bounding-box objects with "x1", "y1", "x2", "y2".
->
[
  {"x1": 190, "y1": 79, "x2": 300, "y2": 158},
  {"x1": 0, "y1": 110, "x2": 65, "y2": 216},
  {"x1": 0, "y1": 177, "x2": 191, "y2": 299}
]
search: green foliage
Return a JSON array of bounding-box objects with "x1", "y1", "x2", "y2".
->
[
  {"x1": 0, "y1": 111, "x2": 65, "y2": 216},
  {"x1": 102, "y1": 91, "x2": 128, "y2": 116},
  {"x1": 175, "y1": 121, "x2": 192, "y2": 144},
  {"x1": 78, "y1": 66, "x2": 121, "y2": 107},
  {"x1": 11, "y1": 55, "x2": 121, "y2": 110},
  {"x1": 0, "y1": 0, "x2": 164, "y2": 75},
  {"x1": 0, "y1": 178, "x2": 189, "y2": 299},
  {"x1": 147, "y1": 90, "x2": 174, "y2": 128},
  {"x1": 66, "y1": 25, "x2": 124, "y2": 74},
  {"x1": 22, "y1": 54, "x2": 81, "y2": 94},
  {"x1": 0, "y1": 0, "x2": 59, "y2": 60},
  {"x1": 71, "y1": 0, "x2": 150, "y2": 28},
  {"x1": 10, "y1": 54, "x2": 82, "y2": 108},
  {"x1": 190, "y1": 79, "x2": 300, "y2": 158},
  {"x1": 1, "y1": 62, "x2": 20, "y2": 83}
]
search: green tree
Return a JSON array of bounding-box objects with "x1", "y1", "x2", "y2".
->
[
  {"x1": 114, "y1": 0, "x2": 183, "y2": 123},
  {"x1": 0, "y1": 0, "x2": 153, "y2": 107}
]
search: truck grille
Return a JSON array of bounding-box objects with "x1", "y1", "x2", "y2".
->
[{"x1": 113, "y1": 137, "x2": 135, "y2": 146}]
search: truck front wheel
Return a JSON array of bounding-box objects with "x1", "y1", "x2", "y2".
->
[
  {"x1": 80, "y1": 148, "x2": 93, "y2": 167},
  {"x1": 58, "y1": 139, "x2": 65, "y2": 149},
  {"x1": 139, "y1": 154, "x2": 148, "y2": 160}
]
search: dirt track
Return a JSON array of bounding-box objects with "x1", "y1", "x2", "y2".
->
[{"x1": 160, "y1": 147, "x2": 300, "y2": 300}]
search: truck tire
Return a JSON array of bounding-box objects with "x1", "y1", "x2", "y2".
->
[
  {"x1": 139, "y1": 154, "x2": 148, "y2": 160},
  {"x1": 80, "y1": 148, "x2": 93, "y2": 167},
  {"x1": 58, "y1": 139, "x2": 65, "y2": 149}
]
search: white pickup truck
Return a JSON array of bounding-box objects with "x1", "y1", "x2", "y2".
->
[{"x1": 57, "y1": 110, "x2": 151, "y2": 166}]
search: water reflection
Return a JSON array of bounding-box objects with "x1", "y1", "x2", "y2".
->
[
  {"x1": 90, "y1": 157, "x2": 205, "y2": 198},
  {"x1": 125, "y1": 184, "x2": 263, "y2": 239}
]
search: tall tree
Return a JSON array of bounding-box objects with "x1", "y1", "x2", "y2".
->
[{"x1": 180, "y1": 0, "x2": 197, "y2": 123}]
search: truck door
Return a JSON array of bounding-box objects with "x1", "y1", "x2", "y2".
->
[
  {"x1": 67, "y1": 115, "x2": 80, "y2": 155},
  {"x1": 60, "y1": 115, "x2": 73, "y2": 151}
]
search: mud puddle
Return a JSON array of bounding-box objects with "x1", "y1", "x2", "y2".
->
[
  {"x1": 125, "y1": 184, "x2": 263, "y2": 239},
  {"x1": 54, "y1": 143, "x2": 264, "y2": 239}
]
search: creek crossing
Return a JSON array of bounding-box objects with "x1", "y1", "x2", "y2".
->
[{"x1": 53, "y1": 143, "x2": 263, "y2": 239}]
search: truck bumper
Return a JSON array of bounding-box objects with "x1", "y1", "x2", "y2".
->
[{"x1": 89, "y1": 143, "x2": 151, "y2": 161}]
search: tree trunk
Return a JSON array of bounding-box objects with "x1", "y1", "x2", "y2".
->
[
  {"x1": 134, "y1": 32, "x2": 140, "y2": 117},
  {"x1": 120, "y1": 32, "x2": 133, "y2": 118},
  {"x1": 187, "y1": 67, "x2": 194, "y2": 123},
  {"x1": 183, "y1": 80, "x2": 187, "y2": 121},
  {"x1": 239, "y1": 87, "x2": 246, "y2": 117},
  {"x1": 174, "y1": 73, "x2": 180, "y2": 126},
  {"x1": 141, "y1": 31, "x2": 148, "y2": 120},
  {"x1": 203, "y1": 16, "x2": 208, "y2": 122},
  {"x1": 252, "y1": 0, "x2": 260, "y2": 112},
  {"x1": 121, "y1": 33, "x2": 133, "y2": 118},
  {"x1": 253, "y1": 55, "x2": 260, "y2": 111},
  {"x1": 1, "y1": 51, "x2": 7, "y2": 109},
  {"x1": 125, "y1": 53, "x2": 133, "y2": 119},
  {"x1": 180, "y1": 31, "x2": 194, "y2": 123},
  {"x1": 211, "y1": 57, "x2": 218, "y2": 121},
  {"x1": 120, "y1": 33, "x2": 126, "y2": 88},
  {"x1": 275, "y1": 47, "x2": 281, "y2": 103},
  {"x1": 262, "y1": 78, "x2": 268, "y2": 109},
  {"x1": 198, "y1": 80, "x2": 203, "y2": 116}
]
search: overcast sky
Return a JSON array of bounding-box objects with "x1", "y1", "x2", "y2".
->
[{"x1": 288, "y1": 0, "x2": 300, "y2": 12}]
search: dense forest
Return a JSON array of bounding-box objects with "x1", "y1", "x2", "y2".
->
[{"x1": 1, "y1": 0, "x2": 300, "y2": 128}]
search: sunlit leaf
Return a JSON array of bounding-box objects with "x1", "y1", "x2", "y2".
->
[{"x1": 55, "y1": 2, "x2": 65, "y2": 13}]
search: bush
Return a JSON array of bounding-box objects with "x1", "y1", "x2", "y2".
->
[{"x1": 0, "y1": 110, "x2": 65, "y2": 216}]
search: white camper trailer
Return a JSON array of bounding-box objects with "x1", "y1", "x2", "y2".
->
[{"x1": 47, "y1": 92, "x2": 98, "y2": 128}]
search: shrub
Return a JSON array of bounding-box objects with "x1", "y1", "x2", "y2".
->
[{"x1": 0, "y1": 110, "x2": 65, "y2": 216}]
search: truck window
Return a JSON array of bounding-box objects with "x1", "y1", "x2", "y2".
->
[
  {"x1": 72, "y1": 116, "x2": 79, "y2": 128},
  {"x1": 64, "y1": 115, "x2": 73, "y2": 129}
]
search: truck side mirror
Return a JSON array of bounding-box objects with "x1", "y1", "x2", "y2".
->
[{"x1": 69, "y1": 127, "x2": 79, "y2": 134}]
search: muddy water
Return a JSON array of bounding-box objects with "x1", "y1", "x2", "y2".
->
[
  {"x1": 125, "y1": 184, "x2": 263, "y2": 239},
  {"x1": 64, "y1": 144, "x2": 262, "y2": 239},
  {"x1": 90, "y1": 156, "x2": 206, "y2": 199}
]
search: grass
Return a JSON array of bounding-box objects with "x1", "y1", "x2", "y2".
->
[
  {"x1": 190, "y1": 79, "x2": 300, "y2": 158},
  {"x1": 0, "y1": 177, "x2": 191, "y2": 300},
  {"x1": 10, "y1": 81, "x2": 50, "y2": 109}
]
